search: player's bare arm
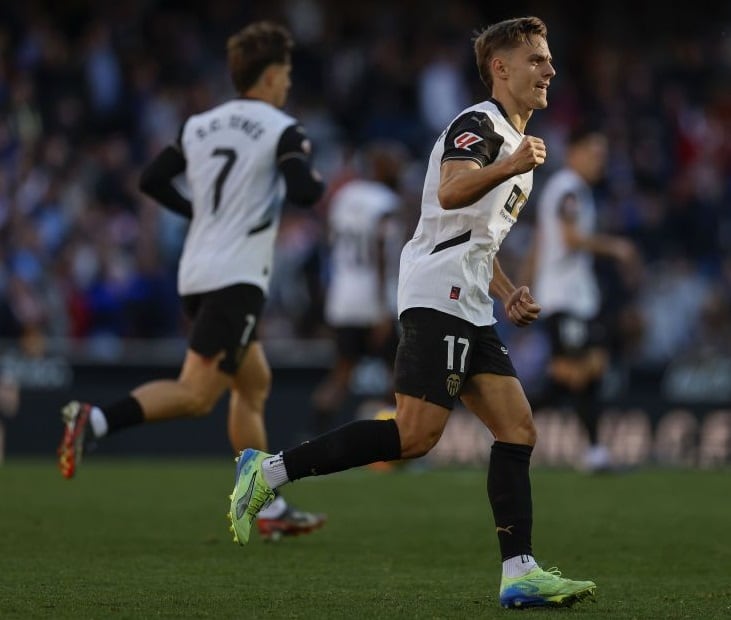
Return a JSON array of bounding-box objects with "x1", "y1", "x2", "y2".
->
[
  {"x1": 438, "y1": 136, "x2": 546, "y2": 210},
  {"x1": 560, "y1": 216, "x2": 637, "y2": 264},
  {"x1": 490, "y1": 257, "x2": 541, "y2": 327}
]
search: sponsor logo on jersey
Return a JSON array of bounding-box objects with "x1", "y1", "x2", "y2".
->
[
  {"x1": 503, "y1": 184, "x2": 528, "y2": 218},
  {"x1": 454, "y1": 131, "x2": 483, "y2": 149},
  {"x1": 450, "y1": 286, "x2": 461, "y2": 300},
  {"x1": 446, "y1": 373, "x2": 462, "y2": 397}
]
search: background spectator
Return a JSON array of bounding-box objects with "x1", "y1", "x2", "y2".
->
[{"x1": 0, "y1": 0, "x2": 728, "y2": 407}]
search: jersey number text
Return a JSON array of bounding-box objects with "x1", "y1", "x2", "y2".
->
[
  {"x1": 211, "y1": 147, "x2": 237, "y2": 213},
  {"x1": 444, "y1": 335, "x2": 469, "y2": 372}
]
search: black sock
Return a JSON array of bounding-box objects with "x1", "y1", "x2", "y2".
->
[
  {"x1": 575, "y1": 380, "x2": 601, "y2": 445},
  {"x1": 283, "y1": 419, "x2": 401, "y2": 481},
  {"x1": 102, "y1": 395, "x2": 145, "y2": 434},
  {"x1": 487, "y1": 441, "x2": 533, "y2": 560}
]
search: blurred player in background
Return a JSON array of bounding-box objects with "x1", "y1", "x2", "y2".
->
[
  {"x1": 228, "y1": 17, "x2": 596, "y2": 609},
  {"x1": 57, "y1": 21, "x2": 327, "y2": 540},
  {"x1": 0, "y1": 368, "x2": 20, "y2": 465},
  {"x1": 527, "y1": 126, "x2": 640, "y2": 472},
  {"x1": 310, "y1": 141, "x2": 407, "y2": 434}
]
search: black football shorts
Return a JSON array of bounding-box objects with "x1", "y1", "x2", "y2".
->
[
  {"x1": 393, "y1": 307, "x2": 517, "y2": 410},
  {"x1": 333, "y1": 322, "x2": 399, "y2": 364},
  {"x1": 181, "y1": 283, "x2": 265, "y2": 375},
  {"x1": 543, "y1": 312, "x2": 606, "y2": 357}
]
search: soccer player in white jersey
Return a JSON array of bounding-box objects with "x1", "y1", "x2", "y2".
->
[
  {"x1": 57, "y1": 21, "x2": 327, "y2": 540},
  {"x1": 528, "y1": 126, "x2": 639, "y2": 471},
  {"x1": 228, "y1": 17, "x2": 596, "y2": 609},
  {"x1": 310, "y1": 142, "x2": 406, "y2": 433}
]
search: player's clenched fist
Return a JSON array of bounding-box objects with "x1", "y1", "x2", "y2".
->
[
  {"x1": 510, "y1": 136, "x2": 547, "y2": 174},
  {"x1": 505, "y1": 285, "x2": 541, "y2": 327}
]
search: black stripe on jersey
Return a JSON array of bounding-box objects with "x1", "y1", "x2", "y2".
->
[
  {"x1": 248, "y1": 218, "x2": 274, "y2": 235},
  {"x1": 442, "y1": 112, "x2": 504, "y2": 167},
  {"x1": 430, "y1": 230, "x2": 472, "y2": 254}
]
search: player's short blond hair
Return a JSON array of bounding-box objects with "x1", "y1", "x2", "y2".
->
[{"x1": 473, "y1": 16, "x2": 548, "y2": 92}]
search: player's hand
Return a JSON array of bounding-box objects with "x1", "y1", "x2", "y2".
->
[
  {"x1": 610, "y1": 237, "x2": 645, "y2": 289},
  {"x1": 505, "y1": 286, "x2": 541, "y2": 327},
  {"x1": 610, "y1": 238, "x2": 638, "y2": 265},
  {"x1": 510, "y1": 136, "x2": 547, "y2": 174}
]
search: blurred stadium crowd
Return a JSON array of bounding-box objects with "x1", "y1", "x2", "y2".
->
[{"x1": 0, "y1": 0, "x2": 730, "y2": 390}]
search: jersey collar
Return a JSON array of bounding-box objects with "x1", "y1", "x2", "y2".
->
[{"x1": 488, "y1": 97, "x2": 523, "y2": 136}]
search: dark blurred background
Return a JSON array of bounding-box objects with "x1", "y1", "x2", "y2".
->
[{"x1": 1, "y1": 0, "x2": 729, "y2": 465}]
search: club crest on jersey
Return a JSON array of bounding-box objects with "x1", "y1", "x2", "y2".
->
[
  {"x1": 454, "y1": 131, "x2": 483, "y2": 149},
  {"x1": 450, "y1": 286, "x2": 461, "y2": 300},
  {"x1": 446, "y1": 373, "x2": 461, "y2": 397},
  {"x1": 503, "y1": 184, "x2": 528, "y2": 218}
]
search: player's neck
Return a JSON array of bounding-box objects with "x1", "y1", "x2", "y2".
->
[
  {"x1": 489, "y1": 93, "x2": 531, "y2": 134},
  {"x1": 240, "y1": 86, "x2": 277, "y2": 107}
]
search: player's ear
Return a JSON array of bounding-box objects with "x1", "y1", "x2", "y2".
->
[
  {"x1": 259, "y1": 64, "x2": 276, "y2": 87},
  {"x1": 491, "y1": 56, "x2": 508, "y2": 81}
]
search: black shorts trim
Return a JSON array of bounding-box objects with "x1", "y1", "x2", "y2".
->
[
  {"x1": 393, "y1": 308, "x2": 516, "y2": 410},
  {"x1": 181, "y1": 283, "x2": 265, "y2": 375}
]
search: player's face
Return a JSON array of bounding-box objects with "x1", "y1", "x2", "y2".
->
[
  {"x1": 270, "y1": 62, "x2": 292, "y2": 108},
  {"x1": 505, "y1": 36, "x2": 555, "y2": 112},
  {"x1": 582, "y1": 134, "x2": 609, "y2": 182}
]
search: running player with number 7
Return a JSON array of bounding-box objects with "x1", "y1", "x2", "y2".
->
[{"x1": 57, "y1": 21, "x2": 327, "y2": 541}]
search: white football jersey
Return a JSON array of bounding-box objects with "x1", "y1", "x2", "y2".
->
[
  {"x1": 533, "y1": 168, "x2": 599, "y2": 318},
  {"x1": 325, "y1": 179, "x2": 401, "y2": 326},
  {"x1": 398, "y1": 99, "x2": 533, "y2": 326},
  {"x1": 177, "y1": 99, "x2": 295, "y2": 295}
]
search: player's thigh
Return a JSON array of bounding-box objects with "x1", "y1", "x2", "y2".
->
[
  {"x1": 459, "y1": 324, "x2": 535, "y2": 444},
  {"x1": 460, "y1": 373, "x2": 535, "y2": 444},
  {"x1": 394, "y1": 392, "x2": 451, "y2": 458},
  {"x1": 178, "y1": 349, "x2": 232, "y2": 411}
]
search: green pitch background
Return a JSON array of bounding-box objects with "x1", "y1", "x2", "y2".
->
[{"x1": 1, "y1": 461, "x2": 729, "y2": 619}]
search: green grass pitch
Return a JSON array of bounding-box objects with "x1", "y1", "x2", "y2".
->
[{"x1": 1, "y1": 460, "x2": 729, "y2": 619}]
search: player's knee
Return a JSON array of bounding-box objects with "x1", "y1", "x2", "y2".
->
[
  {"x1": 259, "y1": 367, "x2": 272, "y2": 399},
  {"x1": 183, "y1": 388, "x2": 220, "y2": 418},
  {"x1": 495, "y1": 410, "x2": 537, "y2": 446},
  {"x1": 517, "y1": 414, "x2": 537, "y2": 446},
  {"x1": 237, "y1": 371, "x2": 272, "y2": 412},
  {"x1": 399, "y1": 427, "x2": 442, "y2": 459}
]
